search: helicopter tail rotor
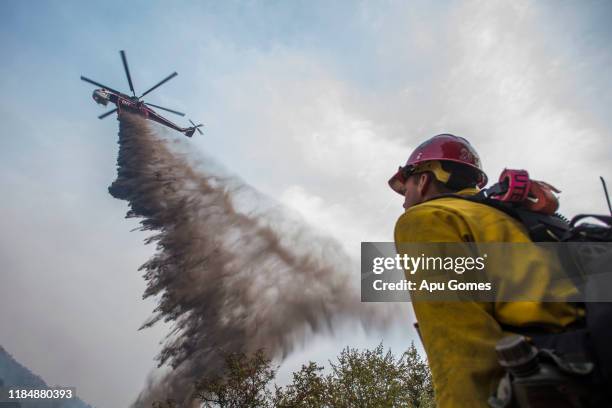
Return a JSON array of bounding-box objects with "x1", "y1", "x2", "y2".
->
[{"x1": 189, "y1": 119, "x2": 204, "y2": 135}]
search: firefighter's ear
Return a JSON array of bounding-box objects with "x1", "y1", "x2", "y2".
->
[{"x1": 417, "y1": 172, "x2": 434, "y2": 198}]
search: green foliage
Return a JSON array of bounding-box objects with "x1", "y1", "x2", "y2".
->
[
  {"x1": 194, "y1": 349, "x2": 276, "y2": 408},
  {"x1": 274, "y1": 362, "x2": 327, "y2": 407},
  {"x1": 182, "y1": 343, "x2": 434, "y2": 408},
  {"x1": 321, "y1": 343, "x2": 434, "y2": 408}
]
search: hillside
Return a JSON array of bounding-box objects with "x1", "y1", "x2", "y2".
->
[{"x1": 0, "y1": 345, "x2": 93, "y2": 408}]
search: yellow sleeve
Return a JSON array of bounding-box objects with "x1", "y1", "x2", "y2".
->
[
  {"x1": 412, "y1": 301, "x2": 504, "y2": 407},
  {"x1": 395, "y1": 206, "x2": 504, "y2": 408}
]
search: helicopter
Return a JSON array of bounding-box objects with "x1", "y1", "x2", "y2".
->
[{"x1": 81, "y1": 50, "x2": 203, "y2": 137}]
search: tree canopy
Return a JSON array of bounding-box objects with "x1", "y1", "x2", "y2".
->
[{"x1": 154, "y1": 343, "x2": 435, "y2": 408}]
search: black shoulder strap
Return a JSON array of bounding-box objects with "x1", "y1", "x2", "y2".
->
[{"x1": 429, "y1": 193, "x2": 570, "y2": 242}]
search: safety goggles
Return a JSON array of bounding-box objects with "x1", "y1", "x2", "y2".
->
[{"x1": 388, "y1": 161, "x2": 452, "y2": 196}]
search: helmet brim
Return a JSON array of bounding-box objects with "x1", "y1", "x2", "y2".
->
[
  {"x1": 388, "y1": 161, "x2": 488, "y2": 196},
  {"x1": 388, "y1": 168, "x2": 407, "y2": 195}
]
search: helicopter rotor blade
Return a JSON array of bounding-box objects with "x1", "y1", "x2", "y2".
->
[
  {"x1": 80, "y1": 76, "x2": 122, "y2": 95},
  {"x1": 189, "y1": 119, "x2": 204, "y2": 135},
  {"x1": 144, "y1": 102, "x2": 185, "y2": 117},
  {"x1": 98, "y1": 108, "x2": 118, "y2": 119},
  {"x1": 120, "y1": 50, "x2": 136, "y2": 97},
  {"x1": 139, "y1": 72, "x2": 178, "y2": 99}
]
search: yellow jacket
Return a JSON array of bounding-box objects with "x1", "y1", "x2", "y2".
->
[{"x1": 394, "y1": 188, "x2": 583, "y2": 408}]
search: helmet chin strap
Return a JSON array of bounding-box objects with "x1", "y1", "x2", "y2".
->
[{"x1": 412, "y1": 161, "x2": 451, "y2": 184}]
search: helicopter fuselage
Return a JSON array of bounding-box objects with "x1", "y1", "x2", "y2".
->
[{"x1": 92, "y1": 88, "x2": 188, "y2": 133}]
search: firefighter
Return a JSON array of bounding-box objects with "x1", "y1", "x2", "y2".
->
[{"x1": 389, "y1": 134, "x2": 584, "y2": 407}]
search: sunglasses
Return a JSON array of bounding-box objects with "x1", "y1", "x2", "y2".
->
[{"x1": 398, "y1": 164, "x2": 418, "y2": 181}]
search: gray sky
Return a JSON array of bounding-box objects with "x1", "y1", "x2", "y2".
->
[{"x1": 1, "y1": 1, "x2": 611, "y2": 407}]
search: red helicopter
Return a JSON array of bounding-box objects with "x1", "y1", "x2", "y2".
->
[{"x1": 81, "y1": 50, "x2": 203, "y2": 137}]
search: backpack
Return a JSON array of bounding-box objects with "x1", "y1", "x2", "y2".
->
[{"x1": 454, "y1": 169, "x2": 612, "y2": 407}]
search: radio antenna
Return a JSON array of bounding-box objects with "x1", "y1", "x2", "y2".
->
[{"x1": 601, "y1": 176, "x2": 612, "y2": 216}]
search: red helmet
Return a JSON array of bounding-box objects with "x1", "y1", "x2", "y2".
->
[{"x1": 388, "y1": 134, "x2": 488, "y2": 195}]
